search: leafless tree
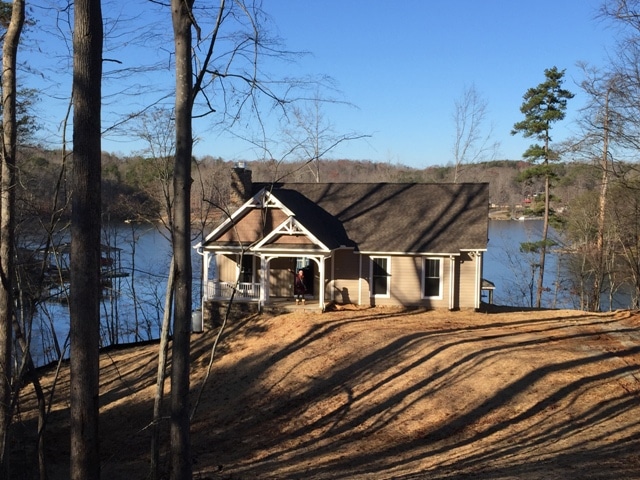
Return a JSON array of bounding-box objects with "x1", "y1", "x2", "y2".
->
[
  {"x1": 169, "y1": 0, "x2": 194, "y2": 476},
  {"x1": 599, "y1": 1, "x2": 640, "y2": 163},
  {"x1": 451, "y1": 84, "x2": 499, "y2": 183},
  {"x1": 283, "y1": 93, "x2": 370, "y2": 182},
  {"x1": 570, "y1": 64, "x2": 627, "y2": 310},
  {"x1": 608, "y1": 179, "x2": 640, "y2": 307},
  {"x1": 133, "y1": 107, "x2": 176, "y2": 234},
  {"x1": 151, "y1": 257, "x2": 174, "y2": 479},
  {"x1": 0, "y1": 0, "x2": 24, "y2": 476},
  {"x1": 69, "y1": 0, "x2": 103, "y2": 478},
  {"x1": 167, "y1": 2, "x2": 313, "y2": 476}
]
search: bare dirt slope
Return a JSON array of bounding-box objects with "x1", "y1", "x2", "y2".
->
[{"x1": 13, "y1": 306, "x2": 640, "y2": 479}]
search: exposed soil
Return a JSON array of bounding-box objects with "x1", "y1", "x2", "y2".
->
[{"x1": 12, "y1": 305, "x2": 640, "y2": 479}]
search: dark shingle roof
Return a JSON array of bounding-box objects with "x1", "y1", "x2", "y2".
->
[
  {"x1": 257, "y1": 183, "x2": 489, "y2": 253},
  {"x1": 265, "y1": 188, "x2": 353, "y2": 249}
]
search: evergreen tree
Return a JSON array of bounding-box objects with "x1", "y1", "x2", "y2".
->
[{"x1": 512, "y1": 66, "x2": 574, "y2": 308}]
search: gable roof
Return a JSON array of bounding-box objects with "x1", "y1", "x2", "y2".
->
[
  {"x1": 253, "y1": 182, "x2": 489, "y2": 254},
  {"x1": 261, "y1": 188, "x2": 353, "y2": 250}
]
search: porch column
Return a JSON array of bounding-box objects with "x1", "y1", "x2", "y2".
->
[
  {"x1": 318, "y1": 256, "x2": 325, "y2": 310},
  {"x1": 202, "y1": 251, "x2": 211, "y2": 300},
  {"x1": 475, "y1": 251, "x2": 482, "y2": 309},
  {"x1": 449, "y1": 255, "x2": 456, "y2": 310},
  {"x1": 358, "y1": 253, "x2": 363, "y2": 306},
  {"x1": 260, "y1": 255, "x2": 269, "y2": 306}
]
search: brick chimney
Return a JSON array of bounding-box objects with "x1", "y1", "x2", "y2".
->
[{"x1": 230, "y1": 162, "x2": 253, "y2": 206}]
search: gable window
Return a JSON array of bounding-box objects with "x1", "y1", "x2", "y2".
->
[
  {"x1": 423, "y1": 258, "x2": 443, "y2": 299},
  {"x1": 371, "y1": 256, "x2": 391, "y2": 297}
]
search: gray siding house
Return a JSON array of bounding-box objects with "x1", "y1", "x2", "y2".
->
[{"x1": 195, "y1": 171, "x2": 489, "y2": 311}]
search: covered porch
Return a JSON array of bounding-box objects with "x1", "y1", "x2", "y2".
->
[
  {"x1": 200, "y1": 249, "x2": 332, "y2": 312},
  {"x1": 194, "y1": 189, "x2": 351, "y2": 313}
]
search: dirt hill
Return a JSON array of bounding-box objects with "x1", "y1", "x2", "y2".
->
[{"x1": 13, "y1": 306, "x2": 640, "y2": 479}]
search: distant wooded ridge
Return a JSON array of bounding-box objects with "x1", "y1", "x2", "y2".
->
[{"x1": 21, "y1": 147, "x2": 601, "y2": 223}]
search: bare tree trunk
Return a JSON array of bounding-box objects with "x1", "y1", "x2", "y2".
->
[
  {"x1": 170, "y1": 0, "x2": 194, "y2": 477},
  {"x1": 536, "y1": 173, "x2": 550, "y2": 308},
  {"x1": 0, "y1": 0, "x2": 25, "y2": 475},
  {"x1": 70, "y1": 0, "x2": 103, "y2": 478},
  {"x1": 11, "y1": 316, "x2": 48, "y2": 480},
  {"x1": 451, "y1": 85, "x2": 497, "y2": 183},
  {"x1": 150, "y1": 257, "x2": 174, "y2": 480},
  {"x1": 592, "y1": 91, "x2": 611, "y2": 312}
]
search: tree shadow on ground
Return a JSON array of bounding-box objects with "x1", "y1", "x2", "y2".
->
[
  {"x1": 189, "y1": 309, "x2": 640, "y2": 479},
  {"x1": 12, "y1": 307, "x2": 640, "y2": 479}
]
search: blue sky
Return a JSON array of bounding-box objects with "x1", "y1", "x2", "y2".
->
[{"x1": 27, "y1": 0, "x2": 616, "y2": 169}]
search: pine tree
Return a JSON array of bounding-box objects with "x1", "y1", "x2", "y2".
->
[{"x1": 512, "y1": 66, "x2": 574, "y2": 308}]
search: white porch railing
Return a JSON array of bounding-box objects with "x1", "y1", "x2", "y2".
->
[{"x1": 205, "y1": 281, "x2": 261, "y2": 301}]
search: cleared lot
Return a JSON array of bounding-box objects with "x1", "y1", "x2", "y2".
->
[{"x1": 14, "y1": 306, "x2": 640, "y2": 479}]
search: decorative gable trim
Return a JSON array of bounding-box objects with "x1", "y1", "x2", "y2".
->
[
  {"x1": 253, "y1": 216, "x2": 331, "y2": 252},
  {"x1": 197, "y1": 188, "x2": 296, "y2": 248},
  {"x1": 259, "y1": 189, "x2": 294, "y2": 215}
]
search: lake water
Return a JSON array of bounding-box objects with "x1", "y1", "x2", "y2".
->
[
  {"x1": 29, "y1": 224, "x2": 176, "y2": 366},
  {"x1": 24, "y1": 219, "x2": 626, "y2": 366},
  {"x1": 484, "y1": 219, "x2": 569, "y2": 308},
  {"x1": 484, "y1": 219, "x2": 634, "y2": 310}
]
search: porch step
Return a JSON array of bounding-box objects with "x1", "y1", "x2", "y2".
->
[{"x1": 263, "y1": 299, "x2": 323, "y2": 314}]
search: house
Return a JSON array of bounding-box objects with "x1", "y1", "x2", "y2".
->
[{"x1": 195, "y1": 167, "x2": 489, "y2": 312}]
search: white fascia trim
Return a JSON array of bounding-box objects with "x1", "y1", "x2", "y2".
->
[
  {"x1": 196, "y1": 188, "x2": 268, "y2": 249},
  {"x1": 256, "y1": 248, "x2": 326, "y2": 255},
  {"x1": 360, "y1": 251, "x2": 461, "y2": 256},
  {"x1": 202, "y1": 248, "x2": 245, "y2": 255},
  {"x1": 252, "y1": 216, "x2": 331, "y2": 252},
  {"x1": 261, "y1": 190, "x2": 295, "y2": 216},
  {"x1": 196, "y1": 188, "x2": 298, "y2": 250}
]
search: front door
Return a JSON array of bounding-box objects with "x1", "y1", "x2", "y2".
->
[
  {"x1": 240, "y1": 254, "x2": 253, "y2": 283},
  {"x1": 295, "y1": 258, "x2": 314, "y2": 296},
  {"x1": 267, "y1": 257, "x2": 316, "y2": 298}
]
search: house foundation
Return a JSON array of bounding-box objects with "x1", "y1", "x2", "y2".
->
[{"x1": 202, "y1": 300, "x2": 259, "y2": 328}]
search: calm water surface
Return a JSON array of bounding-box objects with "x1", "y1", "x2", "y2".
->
[{"x1": 26, "y1": 219, "x2": 624, "y2": 366}]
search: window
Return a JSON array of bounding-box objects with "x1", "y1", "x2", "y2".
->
[
  {"x1": 423, "y1": 258, "x2": 442, "y2": 298},
  {"x1": 371, "y1": 256, "x2": 391, "y2": 297},
  {"x1": 295, "y1": 257, "x2": 314, "y2": 295},
  {"x1": 295, "y1": 257, "x2": 309, "y2": 271}
]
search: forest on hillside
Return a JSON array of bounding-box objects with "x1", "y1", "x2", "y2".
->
[{"x1": 19, "y1": 146, "x2": 602, "y2": 225}]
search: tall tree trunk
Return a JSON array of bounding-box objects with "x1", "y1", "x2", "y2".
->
[
  {"x1": 70, "y1": 0, "x2": 103, "y2": 478},
  {"x1": 150, "y1": 257, "x2": 174, "y2": 480},
  {"x1": 592, "y1": 91, "x2": 611, "y2": 312},
  {"x1": 11, "y1": 315, "x2": 48, "y2": 480},
  {"x1": 170, "y1": 0, "x2": 194, "y2": 477},
  {"x1": 536, "y1": 169, "x2": 550, "y2": 309},
  {"x1": 0, "y1": 0, "x2": 25, "y2": 475}
]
